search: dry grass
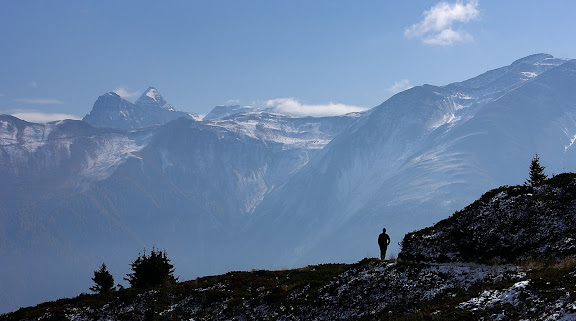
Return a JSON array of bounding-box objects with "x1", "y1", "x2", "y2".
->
[{"x1": 518, "y1": 255, "x2": 576, "y2": 270}]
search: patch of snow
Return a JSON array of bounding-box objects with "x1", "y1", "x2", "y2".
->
[
  {"x1": 146, "y1": 88, "x2": 160, "y2": 101},
  {"x1": 459, "y1": 280, "x2": 531, "y2": 311},
  {"x1": 450, "y1": 92, "x2": 476, "y2": 110},
  {"x1": 520, "y1": 71, "x2": 537, "y2": 78},
  {"x1": 80, "y1": 134, "x2": 146, "y2": 181},
  {"x1": 191, "y1": 113, "x2": 204, "y2": 121},
  {"x1": 453, "y1": 92, "x2": 474, "y2": 100},
  {"x1": 429, "y1": 113, "x2": 460, "y2": 130},
  {"x1": 565, "y1": 133, "x2": 576, "y2": 151},
  {"x1": 534, "y1": 58, "x2": 571, "y2": 66}
]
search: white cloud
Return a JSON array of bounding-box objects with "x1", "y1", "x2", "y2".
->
[
  {"x1": 11, "y1": 112, "x2": 81, "y2": 123},
  {"x1": 387, "y1": 79, "x2": 413, "y2": 94},
  {"x1": 405, "y1": 1, "x2": 479, "y2": 46},
  {"x1": 226, "y1": 99, "x2": 241, "y2": 105},
  {"x1": 113, "y1": 87, "x2": 140, "y2": 98},
  {"x1": 424, "y1": 28, "x2": 473, "y2": 46},
  {"x1": 266, "y1": 98, "x2": 367, "y2": 117},
  {"x1": 13, "y1": 98, "x2": 64, "y2": 104}
]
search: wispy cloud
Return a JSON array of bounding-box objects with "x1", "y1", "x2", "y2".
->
[
  {"x1": 266, "y1": 98, "x2": 367, "y2": 117},
  {"x1": 113, "y1": 87, "x2": 140, "y2": 98},
  {"x1": 28, "y1": 81, "x2": 38, "y2": 89},
  {"x1": 405, "y1": 1, "x2": 480, "y2": 46},
  {"x1": 386, "y1": 79, "x2": 414, "y2": 94},
  {"x1": 13, "y1": 98, "x2": 64, "y2": 105},
  {"x1": 11, "y1": 111, "x2": 81, "y2": 123}
]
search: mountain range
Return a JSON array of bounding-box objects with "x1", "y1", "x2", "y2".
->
[
  {"x1": 1, "y1": 53, "x2": 575, "y2": 313},
  {"x1": 82, "y1": 87, "x2": 201, "y2": 129}
]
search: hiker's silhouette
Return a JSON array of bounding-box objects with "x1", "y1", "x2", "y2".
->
[{"x1": 378, "y1": 228, "x2": 391, "y2": 260}]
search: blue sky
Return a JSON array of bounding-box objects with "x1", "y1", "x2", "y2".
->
[{"x1": 2, "y1": 0, "x2": 576, "y2": 122}]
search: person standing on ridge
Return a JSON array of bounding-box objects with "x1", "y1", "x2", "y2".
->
[{"x1": 378, "y1": 228, "x2": 391, "y2": 260}]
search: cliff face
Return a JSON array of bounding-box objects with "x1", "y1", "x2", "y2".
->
[{"x1": 399, "y1": 173, "x2": 576, "y2": 263}]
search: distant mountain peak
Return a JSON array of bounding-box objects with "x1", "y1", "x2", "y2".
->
[
  {"x1": 510, "y1": 53, "x2": 554, "y2": 66},
  {"x1": 203, "y1": 105, "x2": 261, "y2": 120},
  {"x1": 104, "y1": 91, "x2": 121, "y2": 98},
  {"x1": 444, "y1": 53, "x2": 568, "y2": 98},
  {"x1": 136, "y1": 86, "x2": 175, "y2": 111},
  {"x1": 143, "y1": 86, "x2": 161, "y2": 101},
  {"x1": 83, "y1": 87, "x2": 197, "y2": 129}
]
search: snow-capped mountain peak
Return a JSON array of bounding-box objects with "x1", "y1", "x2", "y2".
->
[
  {"x1": 445, "y1": 53, "x2": 571, "y2": 100},
  {"x1": 203, "y1": 105, "x2": 262, "y2": 120},
  {"x1": 510, "y1": 53, "x2": 554, "y2": 65},
  {"x1": 136, "y1": 86, "x2": 175, "y2": 111},
  {"x1": 104, "y1": 91, "x2": 120, "y2": 98},
  {"x1": 145, "y1": 87, "x2": 161, "y2": 100},
  {"x1": 83, "y1": 87, "x2": 198, "y2": 129}
]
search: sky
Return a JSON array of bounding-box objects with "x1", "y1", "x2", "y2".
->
[{"x1": 2, "y1": 0, "x2": 576, "y2": 122}]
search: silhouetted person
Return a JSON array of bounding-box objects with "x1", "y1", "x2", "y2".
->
[{"x1": 378, "y1": 228, "x2": 391, "y2": 260}]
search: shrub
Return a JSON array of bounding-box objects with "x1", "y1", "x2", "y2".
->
[{"x1": 125, "y1": 248, "x2": 178, "y2": 288}]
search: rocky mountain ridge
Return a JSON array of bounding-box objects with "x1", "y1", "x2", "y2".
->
[
  {"x1": 82, "y1": 87, "x2": 199, "y2": 129},
  {"x1": 203, "y1": 105, "x2": 262, "y2": 120}
]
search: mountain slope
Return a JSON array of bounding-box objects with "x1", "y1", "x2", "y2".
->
[{"x1": 247, "y1": 55, "x2": 576, "y2": 267}]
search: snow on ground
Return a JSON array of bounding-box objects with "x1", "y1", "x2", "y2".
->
[
  {"x1": 459, "y1": 280, "x2": 531, "y2": 311},
  {"x1": 459, "y1": 279, "x2": 576, "y2": 321}
]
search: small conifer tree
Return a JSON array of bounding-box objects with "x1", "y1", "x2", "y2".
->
[
  {"x1": 526, "y1": 154, "x2": 547, "y2": 187},
  {"x1": 124, "y1": 248, "x2": 177, "y2": 288},
  {"x1": 90, "y1": 263, "x2": 115, "y2": 294}
]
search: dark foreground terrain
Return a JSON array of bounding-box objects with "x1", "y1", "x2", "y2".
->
[{"x1": 2, "y1": 258, "x2": 575, "y2": 320}]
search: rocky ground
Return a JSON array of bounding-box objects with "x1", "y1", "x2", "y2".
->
[
  {"x1": 400, "y1": 173, "x2": 576, "y2": 263},
  {"x1": 2, "y1": 257, "x2": 576, "y2": 321}
]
